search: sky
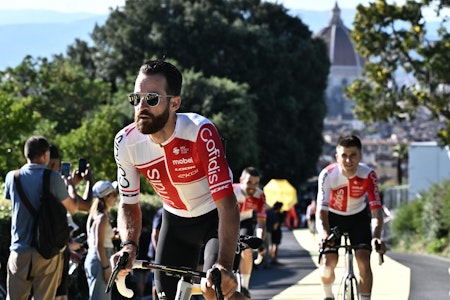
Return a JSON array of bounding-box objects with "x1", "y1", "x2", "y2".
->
[{"x1": 0, "y1": 0, "x2": 375, "y2": 14}]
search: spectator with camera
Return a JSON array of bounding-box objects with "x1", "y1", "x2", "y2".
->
[
  {"x1": 48, "y1": 145, "x2": 94, "y2": 300},
  {"x1": 3, "y1": 136, "x2": 80, "y2": 299}
]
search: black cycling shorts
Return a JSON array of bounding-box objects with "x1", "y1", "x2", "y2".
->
[
  {"x1": 239, "y1": 218, "x2": 255, "y2": 236},
  {"x1": 154, "y1": 209, "x2": 219, "y2": 300},
  {"x1": 327, "y1": 205, "x2": 372, "y2": 252}
]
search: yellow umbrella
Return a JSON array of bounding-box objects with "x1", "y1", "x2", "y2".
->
[{"x1": 263, "y1": 179, "x2": 297, "y2": 211}]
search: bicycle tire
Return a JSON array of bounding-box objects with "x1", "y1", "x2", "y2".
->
[{"x1": 339, "y1": 275, "x2": 360, "y2": 300}]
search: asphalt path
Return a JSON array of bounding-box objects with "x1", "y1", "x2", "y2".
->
[
  {"x1": 248, "y1": 228, "x2": 450, "y2": 300},
  {"x1": 250, "y1": 228, "x2": 316, "y2": 300},
  {"x1": 388, "y1": 252, "x2": 450, "y2": 300}
]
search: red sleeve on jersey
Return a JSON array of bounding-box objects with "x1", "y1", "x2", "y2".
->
[
  {"x1": 256, "y1": 193, "x2": 267, "y2": 220},
  {"x1": 195, "y1": 123, "x2": 234, "y2": 201},
  {"x1": 367, "y1": 170, "x2": 382, "y2": 210}
]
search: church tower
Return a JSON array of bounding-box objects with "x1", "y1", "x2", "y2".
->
[{"x1": 315, "y1": 2, "x2": 365, "y2": 121}]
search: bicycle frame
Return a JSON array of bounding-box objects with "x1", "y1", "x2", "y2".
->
[{"x1": 338, "y1": 232, "x2": 360, "y2": 300}]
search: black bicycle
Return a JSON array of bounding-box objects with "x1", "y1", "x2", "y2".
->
[{"x1": 319, "y1": 226, "x2": 383, "y2": 300}]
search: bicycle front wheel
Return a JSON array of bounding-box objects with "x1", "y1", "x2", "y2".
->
[{"x1": 339, "y1": 275, "x2": 360, "y2": 300}]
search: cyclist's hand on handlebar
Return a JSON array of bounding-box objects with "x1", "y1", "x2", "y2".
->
[
  {"x1": 319, "y1": 233, "x2": 335, "y2": 249},
  {"x1": 110, "y1": 247, "x2": 137, "y2": 277},
  {"x1": 205, "y1": 263, "x2": 238, "y2": 299},
  {"x1": 371, "y1": 238, "x2": 386, "y2": 254}
]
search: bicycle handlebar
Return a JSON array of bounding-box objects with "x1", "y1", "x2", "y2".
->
[
  {"x1": 318, "y1": 227, "x2": 341, "y2": 264},
  {"x1": 105, "y1": 252, "x2": 128, "y2": 293},
  {"x1": 107, "y1": 235, "x2": 259, "y2": 298},
  {"x1": 107, "y1": 256, "x2": 224, "y2": 299},
  {"x1": 318, "y1": 226, "x2": 385, "y2": 265}
]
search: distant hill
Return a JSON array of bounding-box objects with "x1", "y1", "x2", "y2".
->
[
  {"x1": 0, "y1": 10, "x2": 108, "y2": 69},
  {"x1": 0, "y1": 8, "x2": 442, "y2": 70}
]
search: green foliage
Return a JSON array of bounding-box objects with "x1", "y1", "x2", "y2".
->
[
  {"x1": 0, "y1": 91, "x2": 34, "y2": 178},
  {"x1": 0, "y1": 0, "x2": 330, "y2": 188},
  {"x1": 347, "y1": 0, "x2": 450, "y2": 146},
  {"x1": 56, "y1": 104, "x2": 129, "y2": 182},
  {"x1": 391, "y1": 180, "x2": 450, "y2": 255},
  {"x1": 181, "y1": 69, "x2": 259, "y2": 172}
]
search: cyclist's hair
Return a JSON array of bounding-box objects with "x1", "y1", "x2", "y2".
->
[
  {"x1": 241, "y1": 166, "x2": 260, "y2": 178},
  {"x1": 139, "y1": 59, "x2": 182, "y2": 96},
  {"x1": 336, "y1": 135, "x2": 362, "y2": 150}
]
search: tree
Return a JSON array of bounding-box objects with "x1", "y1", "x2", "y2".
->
[
  {"x1": 181, "y1": 68, "x2": 259, "y2": 174},
  {"x1": 0, "y1": 56, "x2": 112, "y2": 135},
  {"x1": 347, "y1": 0, "x2": 450, "y2": 146},
  {"x1": 0, "y1": 91, "x2": 35, "y2": 178},
  {"x1": 0, "y1": 56, "x2": 114, "y2": 182},
  {"x1": 56, "y1": 104, "x2": 128, "y2": 183},
  {"x1": 79, "y1": 0, "x2": 329, "y2": 185}
]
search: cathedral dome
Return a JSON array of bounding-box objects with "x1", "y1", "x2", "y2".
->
[{"x1": 315, "y1": 2, "x2": 365, "y2": 67}]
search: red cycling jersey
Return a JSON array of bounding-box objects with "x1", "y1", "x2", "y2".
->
[
  {"x1": 114, "y1": 113, "x2": 234, "y2": 218},
  {"x1": 233, "y1": 184, "x2": 267, "y2": 222},
  {"x1": 317, "y1": 162, "x2": 382, "y2": 216}
]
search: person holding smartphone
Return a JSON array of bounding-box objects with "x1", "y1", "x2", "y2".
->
[{"x1": 48, "y1": 146, "x2": 94, "y2": 300}]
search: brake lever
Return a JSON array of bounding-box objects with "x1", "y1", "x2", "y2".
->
[
  {"x1": 105, "y1": 252, "x2": 129, "y2": 293},
  {"x1": 375, "y1": 241, "x2": 384, "y2": 265},
  {"x1": 318, "y1": 230, "x2": 338, "y2": 264},
  {"x1": 211, "y1": 267, "x2": 224, "y2": 300}
]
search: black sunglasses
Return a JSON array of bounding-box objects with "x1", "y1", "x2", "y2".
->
[{"x1": 128, "y1": 92, "x2": 174, "y2": 107}]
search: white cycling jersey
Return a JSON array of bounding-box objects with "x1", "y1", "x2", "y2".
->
[
  {"x1": 114, "y1": 113, "x2": 234, "y2": 218},
  {"x1": 317, "y1": 162, "x2": 382, "y2": 216},
  {"x1": 233, "y1": 184, "x2": 267, "y2": 222}
]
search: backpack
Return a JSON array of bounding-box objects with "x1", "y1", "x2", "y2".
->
[{"x1": 14, "y1": 169, "x2": 70, "y2": 259}]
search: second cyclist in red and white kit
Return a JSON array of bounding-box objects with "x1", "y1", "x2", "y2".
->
[
  {"x1": 111, "y1": 60, "x2": 242, "y2": 300},
  {"x1": 233, "y1": 167, "x2": 266, "y2": 297},
  {"x1": 316, "y1": 135, "x2": 386, "y2": 300}
]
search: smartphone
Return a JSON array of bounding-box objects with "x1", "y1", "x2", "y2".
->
[
  {"x1": 61, "y1": 162, "x2": 71, "y2": 177},
  {"x1": 78, "y1": 158, "x2": 87, "y2": 175}
]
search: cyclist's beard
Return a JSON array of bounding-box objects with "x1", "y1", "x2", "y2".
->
[
  {"x1": 135, "y1": 104, "x2": 170, "y2": 135},
  {"x1": 245, "y1": 188, "x2": 256, "y2": 197}
]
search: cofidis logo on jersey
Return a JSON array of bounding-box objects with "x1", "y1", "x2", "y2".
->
[
  {"x1": 200, "y1": 126, "x2": 222, "y2": 185},
  {"x1": 331, "y1": 187, "x2": 347, "y2": 211}
]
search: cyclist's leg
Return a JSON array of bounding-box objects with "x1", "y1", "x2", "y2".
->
[
  {"x1": 320, "y1": 211, "x2": 348, "y2": 300},
  {"x1": 154, "y1": 210, "x2": 205, "y2": 300},
  {"x1": 201, "y1": 215, "x2": 244, "y2": 300},
  {"x1": 320, "y1": 251, "x2": 338, "y2": 299},
  {"x1": 239, "y1": 219, "x2": 254, "y2": 293},
  {"x1": 354, "y1": 250, "x2": 371, "y2": 296},
  {"x1": 348, "y1": 207, "x2": 372, "y2": 299}
]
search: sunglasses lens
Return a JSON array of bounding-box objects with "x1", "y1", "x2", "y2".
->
[
  {"x1": 145, "y1": 93, "x2": 159, "y2": 106},
  {"x1": 128, "y1": 94, "x2": 140, "y2": 106}
]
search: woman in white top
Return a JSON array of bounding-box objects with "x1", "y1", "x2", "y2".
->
[{"x1": 84, "y1": 180, "x2": 117, "y2": 300}]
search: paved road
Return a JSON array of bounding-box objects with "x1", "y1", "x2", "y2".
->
[{"x1": 248, "y1": 228, "x2": 450, "y2": 300}]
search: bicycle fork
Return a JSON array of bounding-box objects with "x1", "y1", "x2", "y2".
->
[{"x1": 339, "y1": 249, "x2": 360, "y2": 300}]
